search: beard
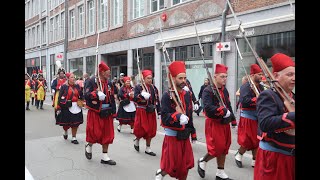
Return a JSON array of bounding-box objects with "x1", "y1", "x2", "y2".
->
[{"x1": 177, "y1": 82, "x2": 186, "y2": 89}]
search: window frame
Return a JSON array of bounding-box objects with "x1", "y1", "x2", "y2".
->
[
  {"x1": 78, "y1": 5, "x2": 84, "y2": 37},
  {"x1": 87, "y1": 0, "x2": 95, "y2": 34},
  {"x1": 150, "y1": 0, "x2": 164, "y2": 13}
]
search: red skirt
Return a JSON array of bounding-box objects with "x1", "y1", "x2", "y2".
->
[
  {"x1": 237, "y1": 116, "x2": 259, "y2": 150},
  {"x1": 86, "y1": 110, "x2": 114, "y2": 145},
  {"x1": 160, "y1": 136, "x2": 194, "y2": 179},
  {"x1": 133, "y1": 108, "x2": 157, "y2": 139},
  {"x1": 254, "y1": 147, "x2": 295, "y2": 180},
  {"x1": 205, "y1": 118, "x2": 231, "y2": 157}
]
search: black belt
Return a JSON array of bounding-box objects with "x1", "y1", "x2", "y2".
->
[{"x1": 268, "y1": 141, "x2": 295, "y2": 156}]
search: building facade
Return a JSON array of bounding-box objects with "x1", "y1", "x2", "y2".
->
[{"x1": 25, "y1": 0, "x2": 295, "y2": 110}]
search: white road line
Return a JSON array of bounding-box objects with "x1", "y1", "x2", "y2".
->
[{"x1": 42, "y1": 102, "x2": 252, "y2": 159}]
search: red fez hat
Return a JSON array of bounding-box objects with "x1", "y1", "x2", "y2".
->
[
  {"x1": 250, "y1": 64, "x2": 262, "y2": 75},
  {"x1": 262, "y1": 76, "x2": 266, "y2": 81},
  {"x1": 215, "y1": 64, "x2": 228, "y2": 74},
  {"x1": 38, "y1": 70, "x2": 43, "y2": 74},
  {"x1": 271, "y1": 53, "x2": 295, "y2": 73},
  {"x1": 65, "y1": 73, "x2": 72, "y2": 79},
  {"x1": 32, "y1": 70, "x2": 36, "y2": 74},
  {"x1": 142, "y1": 70, "x2": 153, "y2": 78},
  {"x1": 123, "y1": 76, "x2": 131, "y2": 82},
  {"x1": 99, "y1": 61, "x2": 110, "y2": 72},
  {"x1": 168, "y1": 61, "x2": 186, "y2": 77}
]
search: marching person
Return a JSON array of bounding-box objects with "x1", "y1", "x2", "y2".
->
[
  {"x1": 56, "y1": 73, "x2": 84, "y2": 144},
  {"x1": 116, "y1": 76, "x2": 136, "y2": 133},
  {"x1": 234, "y1": 64, "x2": 264, "y2": 168},
  {"x1": 35, "y1": 70, "x2": 47, "y2": 110},
  {"x1": 52, "y1": 68, "x2": 67, "y2": 108},
  {"x1": 155, "y1": 61, "x2": 194, "y2": 180},
  {"x1": 197, "y1": 64, "x2": 236, "y2": 180},
  {"x1": 30, "y1": 70, "x2": 37, "y2": 106},
  {"x1": 254, "y1": 53, "x2": 295, "y2": 180},
  {"x1": 133, "y1": 69, "x2": 161, "y2": 156},
  {"x1": 84, "y1": 61, "x2": 117, "y2": 165},
  {"x1": 25, "y1": 73, "x2": 32, "y2": 110}
]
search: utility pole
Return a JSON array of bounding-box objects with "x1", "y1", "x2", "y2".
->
[
  {"x1": 221, "y1": 2, "x2": 229, "y2": 65},
  {"x1": 63, "y1": 0, "x2": 68, "y2": 70}
]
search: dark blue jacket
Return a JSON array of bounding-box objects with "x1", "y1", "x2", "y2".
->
[
  {"x1": 239, "y1": 82, "x2": 264, "y2": 109},
  {"x1": 257, "y1": 89, "x2": 295, "y2": 152},
  {"x1": 202, "y1": 85, "x2": 236, "y2": 125},
  {"x1": 133, "y1": 84, "x2": 161, "y2": 114},
  {"x1": 84, "y1": 77, "x2": 117, "y2": 113}
]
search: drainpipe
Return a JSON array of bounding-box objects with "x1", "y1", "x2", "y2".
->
[
  {"x1": 221, "y1": 2, "x2": 229, "y2": 65},
  {"x1": 64, "y1": 0, "x2": 68, "y2": 70}
]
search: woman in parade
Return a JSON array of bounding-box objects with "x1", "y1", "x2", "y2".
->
[
  {"x1": 56, "y1": 72, "x2": 84, "y2": 144},
  {"x1": 116, "y1": 76, "x2": 136, "y2": 133}
]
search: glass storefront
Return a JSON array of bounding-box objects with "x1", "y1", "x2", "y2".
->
[
  {"x1": 236, "y1": 31, "x2": 295, "y2": 93},
  {"x1": 161, "y1": 43, "x2": 213, "y2": 97},
  {"x1": 86, "y1": 56, "x2": 96, "y2": 77},
  {"x1": 69, "y1": 57, "x2": 83, "y2": 78},
  {"x1": 133, "y1": 48, "x2": 155, "y2": 77}
]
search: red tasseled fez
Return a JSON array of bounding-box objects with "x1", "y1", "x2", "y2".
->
[
  {"x1": 123, "y1": 76, "x2": 131, "y2": 82},
  {"x1": 99, "y1": 61, "x2": 110, "y2": 72},
  {"x1": 215, "y1": 64, "x2": 228, "y2": 74},
  {"x1": 270, "y1": 53, "x2": 295, "y2": 73},
  {"x1": 66, "y1": 73, "x2": 71, "y2": 79},
  {"x1": 142, "y1": 70, "x2": 153, "y2": 78},
  {"x1": 250, "y1": 64, "x2": 262, "y2": 75},
  {"x1": 168, "y1": 61, "x2": 186, "y2": 77}
]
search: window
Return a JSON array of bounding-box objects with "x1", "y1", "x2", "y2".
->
[
  {"x1": 69, "y1": 58, "x2": 83, "y2": 78},
  {"x1": 36, "y1": 25, "x2": 40, "y2": 46},
  {"x1": 48, "y1": 0, "x2": 51, "y2": 10},
  {"x1": 209, "y1": 44, "x2": 213, "y2": 56},
  {"x1": 28, "y1": 2, "x2": 31, "y2": 18},
  {"x1": 49, "y1": 18, "x2": 53, "y2": 43},
  {"x1": 172, "y1": 0, "x2": 188, "y2": 6},
  {"x1": 151, "y1": 0, "x2": 164, "y2": 13},
  {"x1": 69, "y1": 9, "x2": 75, "y2": 38},
  {"x1": 25, "y1": 31, "x2": 27, "y2": 48},
  {"x1": 88, "y1": 0, "x2": 95, "y2": 33},
  {"x1": 31, "y1": 0, "x2": 34, "y2": 17},
  {"x1": 61, "y1": 12, "x2": 65, "y2": 39},
  {"x1": 99, "y1": 0, "x2": 108, "y2": 30},
  {"x1": 133, "y1": 0, "x2": 144, "y2": 19},
  {"x1": 112, "y1": 0, "x2": 123, "y2": 26},
  {"x1": 32, "y1": 27, "x2": 35, "y2": 47},
  {"x1": 190, "y1": 46, "x2": 195, "y2": 57},
  {"x1": 55, "y1": 15, "x2": 60, "y2": 41},
  {"x1": 41, "y1": 0, "x2": 46, "y2": 12},
  {"x1": 78, "y1": 5, "x2": 84, "y2": 36},
  {"x1": 86, "y1": 56, "x2": 96, "y2": 76},
  {"x1": 25, "y1": 4, "x2": 28, "y2": 20},
  {"x1": 28, "y1": 29, "x2": 31, "y2": 48},
  {"x1": 42, "y1": 21, "x2": 47, "y2": 44}
]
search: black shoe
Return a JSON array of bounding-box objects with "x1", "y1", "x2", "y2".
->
[
  {"x1": 40, "y1": 107, "x2": 44, "y2": 110},
  {"x1": 133, "y1": 138, "x2": 139, "y2": 152},
  {"x1": 63, "y1": 134, "x2": 68, "y2": 140},
  {"x1": 196, "y1": 112, "x2": 200, "y2": 116},
  {"x1": 85, "y1": 144, "x2": 92, "y2": 160},
  {"x1": 197, "y1": 159, "x2": 205, "y2": 178},
  {"x1": 101, "y1": 159, "x2": 116, "y2": 165},
  {"x1": 71, "y1": 140, "x2": 79, "y2": 144},
  {"x1": 216, "y1": 176, "x2": 233, "y2": 180},
  {"x1": 117, "y1": 125, "x2": 121, "y2": 132},
  {"x1": 26, "y1": 108, "x2": 30, "y2": 110},
  {"x1": 235, "y1": 159, "x2": 242, "y2": 168},
  {"x1": 145, "y1": 151, "x2": 156, "y2": 156},
  {"x1": 234, "y1": 151, "x2": 243, "y2": 168}
]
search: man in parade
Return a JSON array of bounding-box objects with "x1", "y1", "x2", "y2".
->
[
  {"x1": 25, "y1": 73, "x2": 32, "y2": 110},
  {"x1": 35, "y1": 70, "x2": 47, "y2": 110},
  {"x1": 30, "y1": 70, "x2": 37, "y2": 106},
  {"x1": 254, "y1": 53, "x2": 295, "y2": 180},
  {"x1": 116, "y1": 76, "x2": 136, "y2": 133},
  {"x1": 51, "y1": 68, "x2": 67, "y2": 108},
  {"x1": 155, "y1": 61, "x2": 194, "y2": 180},
  {"x1": 234, "y1": 64, "x2": 264, "y2": 168},
  {"x1": 84, "y1": 61, "x2": 117, "y2": 165},
  {"x1": 133, "y1": 69, "x2": 161, "y2": 156},
  {"x1": 197, "y1": 64, "x2": 236, "y2": 180}
]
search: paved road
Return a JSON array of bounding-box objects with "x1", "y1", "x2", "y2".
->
[{"x1": 25, "y1": 96, "x2": 254, "y2": 180}]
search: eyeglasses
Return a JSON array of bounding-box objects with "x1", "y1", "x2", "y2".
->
[{"x1": 219, "y1": 75, "x2": 228, "y2": 79}]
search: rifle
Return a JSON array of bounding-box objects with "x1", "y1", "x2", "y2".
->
[
  {"x1": 136, "y1": 48, "x2": 149, "y2": 93},
  {"x1": 95, "y1": 32, "x2": 103, "y2": 91},
  {"x1": 234, "y1": 38, "x2": 260, "y2": 97},
  {"x1": 225, "y1": 0, "x2": 294, "y2": 108},
  {"x1": 192, "y1": 20, "x2": 227, "y2": 109},
  {"x1": 158, "y1": 17, "x2": 185, "y2": 115}
]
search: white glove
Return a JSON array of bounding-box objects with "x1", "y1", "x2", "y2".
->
[
  {"x1": 193, "y1": 104, "x2": 199, "y2": 111},
  {"x1": 158, "y1": 115, "x2": 161, "y2": 120},
  {"x1": 141, "y1": 91, "x2": 151, "y2": 100},
  {"x1": 223, "y1": 110, "x2": 231, "y2": 118},
  {"x1": 52, "y1": 89, "x2": 55, "y2": 94},
  {"x1": 97, "y1": 91, "x2": 106, "y2": 101},
  {"x1": 183, "y1": 86, "x2": 190, "y2": 92},
  {"x1": 179, "y1": 114, "x2": 189, "y2": 125}
]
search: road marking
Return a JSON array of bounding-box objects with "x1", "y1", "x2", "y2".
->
[{"x1": 42, "y1": 102, "x2": 252, "y2": 159}]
